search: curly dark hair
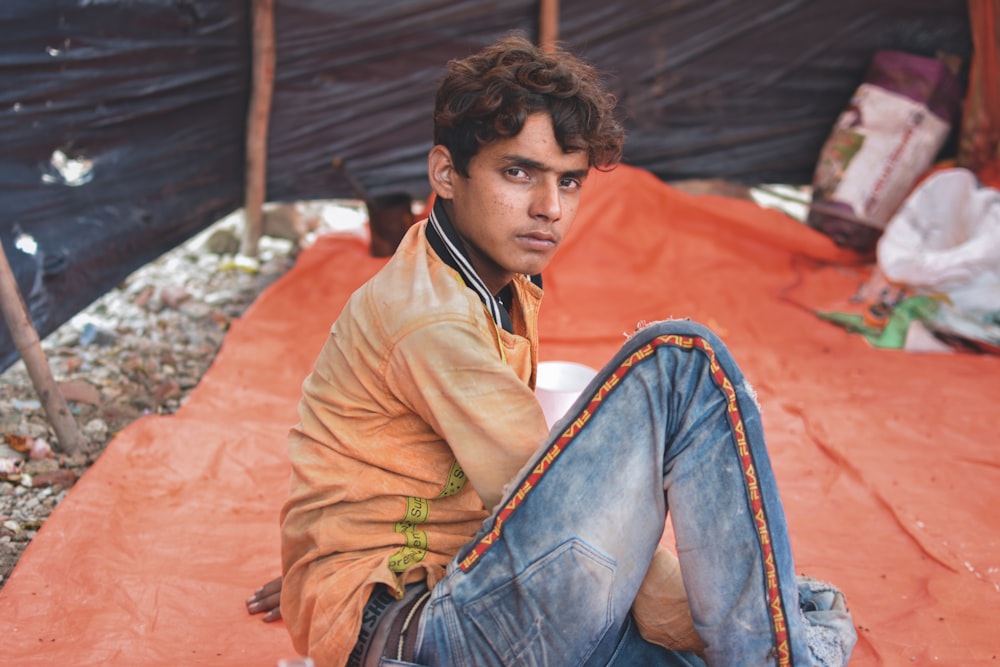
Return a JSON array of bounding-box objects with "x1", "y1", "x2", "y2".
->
[{"x1": 433, "y1": 33, "x2": 625, "y2": 176}]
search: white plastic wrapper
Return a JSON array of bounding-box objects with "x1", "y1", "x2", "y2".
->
[{"x1": 877, "y1": 168, "x2": 1000, "y2": 312}]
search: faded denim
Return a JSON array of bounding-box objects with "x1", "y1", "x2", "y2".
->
[{"x1": 391, "y1": 320, "x2": 855, "y2": 666}]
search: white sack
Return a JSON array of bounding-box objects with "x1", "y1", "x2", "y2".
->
[{"x1": 877, "y1": 168, "x2": 1000, "y2": 312}]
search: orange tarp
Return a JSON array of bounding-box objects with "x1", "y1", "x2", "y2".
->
[{"x1": 2, "y1": 164, "x2": 998, "y2": 665}]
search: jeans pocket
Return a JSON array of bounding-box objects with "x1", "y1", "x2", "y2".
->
[{"x1": 460, "y1": 538, "x2": 617, "y2": 666}]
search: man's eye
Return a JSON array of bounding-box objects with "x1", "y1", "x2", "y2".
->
[
  {"x1": 506, "y1": 167, "x2": 527, "y2": 178},
  {"x1": 560, "y1": 178, "x2": 581, "y2": 189}
]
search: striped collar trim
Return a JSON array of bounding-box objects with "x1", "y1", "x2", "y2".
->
[{"x1": 426, "y1": 198, "x2": 513, "y2": 333}]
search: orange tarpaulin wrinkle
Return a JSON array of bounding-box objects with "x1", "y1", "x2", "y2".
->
[{"x1": 1, "y1": 165, "x2": 998, "y2": 665}]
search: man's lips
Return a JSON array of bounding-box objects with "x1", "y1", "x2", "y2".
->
[{"x1": 517, "y1": 231, "x2": 558, "y2": 249}]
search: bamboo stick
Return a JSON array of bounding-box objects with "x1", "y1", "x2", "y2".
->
[
  {"x1": 0, "y1": 239, "x2": 84, "y2": 454},
  {"x1": 241, "y1": 0, "x2": 277, "y2": 258},
  {"x1": 540, "y1": 0, "x2": 559, "y2": 53}
]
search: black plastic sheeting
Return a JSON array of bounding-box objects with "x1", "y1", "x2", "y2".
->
[
  {"x1": 564, "y1": 0, "x2": 972, "y2": 183},
  {"x1": 0, "y1": 0, "x2": 972, "y2": 372},
  {"x1": 266, "y1": 0, "x2": 539, "y2": 203},
  {"x1": 0, "y1": 0, "x2": 249, "y2": 372},
  {"x1": 268, "y1": 0, "x2": 972, "y2": 202}
]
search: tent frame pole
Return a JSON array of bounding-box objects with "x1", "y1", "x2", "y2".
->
[
  {"x1": 0, "y1": 239, "x2": 84, "y2": 454},
  {"x1": 540, "y1": 0, "x2": 560, "y2": 52},
  {"x1": 241, "y1": 0, "x2": 276, "y2": 258}
]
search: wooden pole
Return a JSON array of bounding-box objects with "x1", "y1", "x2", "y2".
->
[
  {"x1": 241, "y1": 0, "x2": 277, "y2": 258},
  {"x1": 956, "y1": 0, "x2": 1000, "y2": 172},
  {"x1": 539, "y1": 0, "x2": 560, "y2": 53},
  {"x1": 0, "y1": 239, "x2": 84, "y2": 454}
]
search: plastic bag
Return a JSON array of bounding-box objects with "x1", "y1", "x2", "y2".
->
[
  {"x1": 877, "y1": 168, "x2": 1000, "y2": 312},
  {"x1": 808, "y1": 50, "x2": 962, "y2": 253}
]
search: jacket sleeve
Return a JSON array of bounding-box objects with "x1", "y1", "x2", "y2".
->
[{"x1": 385, "y1": 315, "x2": 550, "y2": 509}]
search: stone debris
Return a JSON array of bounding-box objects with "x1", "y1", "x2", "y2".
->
[{"x1": 0, "y1": 200, "x2": 369, "y2": 589}]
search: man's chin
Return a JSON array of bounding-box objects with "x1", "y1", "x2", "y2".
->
[
  {"x1": 513, "y1": 253, "x2": 556, "y2": 278},
  {"x1": 517, "y1": 262, "x2": 552, "y2": 278}
]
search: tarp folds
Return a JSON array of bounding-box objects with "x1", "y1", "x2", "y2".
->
[{"x1": 2, "y1": 165, "x2": 997, "y2": 665}]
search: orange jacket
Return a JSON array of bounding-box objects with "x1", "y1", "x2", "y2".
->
[{"x1": 279, "y1": 220, "x2": 550, "y2": 666}]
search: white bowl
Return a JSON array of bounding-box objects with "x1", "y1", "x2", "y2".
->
[{"x1": 535, "y1": 361, "x2": 598, "y2": 428}]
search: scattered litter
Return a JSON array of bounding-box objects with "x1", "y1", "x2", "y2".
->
[
  {"x1": 3, "y1": 434, "x2": 31, "y2": 453},
  {"x1": 41, "y1": 149, "x2": 94, "y2": 187},
  {"x1": 14, "y1": 233, "x2": 37, "y2": 256},
  {"x1": 29, "y1": 439, "x2": 53, "y2": 460},
  {"x1": 219, "y1": 253, "x2": 261, "y2": 274},
  {"x1": 78, "y1": 322, "x2": 117, "y2": 347},
  {"x1": 0, "y1": 200, "x2": 365, "y2": 590}
]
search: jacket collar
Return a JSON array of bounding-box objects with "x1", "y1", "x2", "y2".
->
[{"x1": 426, "y1": 198, "x2": 515, "y2": 333}]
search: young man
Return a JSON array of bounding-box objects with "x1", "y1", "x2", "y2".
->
[{"x1": 263, "y1": 34, "x2": 856, "y2": 666}]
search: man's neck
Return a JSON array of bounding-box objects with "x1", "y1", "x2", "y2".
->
[{"x1": 426, "y1": 199, "x2": 515, "y2": 334}]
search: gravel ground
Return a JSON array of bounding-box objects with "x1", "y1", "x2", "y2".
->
[{"x1": 0, "y1": 201, "x2": 366, "y2": 590}]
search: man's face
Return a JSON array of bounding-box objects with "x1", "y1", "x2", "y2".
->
[{"x1": 432, "y1": 113, "x2": 590, "y2": 295}]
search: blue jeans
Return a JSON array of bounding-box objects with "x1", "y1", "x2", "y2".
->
[{"x1": 390, "y1": 320, "x2": 854, "y2": 666}]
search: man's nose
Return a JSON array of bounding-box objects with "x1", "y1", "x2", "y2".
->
[{"x1": 531, "y1": 180, "x2": 562, "y2": 222}]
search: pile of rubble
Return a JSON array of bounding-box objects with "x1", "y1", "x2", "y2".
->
[{"x1": 0, "y1": 201, "x2": 368, "y2": 589}]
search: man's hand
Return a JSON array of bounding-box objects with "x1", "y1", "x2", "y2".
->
[{"x1": 246, "y1": 576, "x2": 283, "y2": 622}]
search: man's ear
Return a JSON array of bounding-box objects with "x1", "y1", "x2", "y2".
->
[{"x1": 427, "y1": 145, "x2": 457, "y2": 200}]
